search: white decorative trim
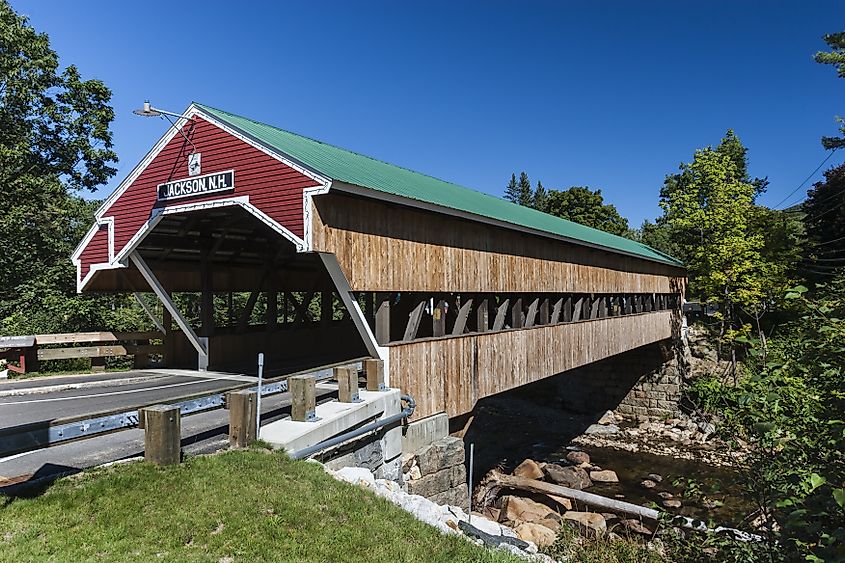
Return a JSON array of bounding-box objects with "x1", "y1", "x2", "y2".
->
[
  {"x1": 330, "y1": 181, "x2": 684, "y2": 269},
  {"x1": 302, "y1": 183, "x2": 332, "y2": 250}
]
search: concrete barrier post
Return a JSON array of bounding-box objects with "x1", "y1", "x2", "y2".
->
[
  {"x1": 336, "y1": 365, "x2": 359, "y2": 403},
  {"x1": 227, "y1": 389, "x2": 257, "y2": 447},
  {"x1": 140, "y1": 404, "x2": 181, "y2": 465},
  {"x1": 365, "y1": 359, "x2": 386, "y2": 391},
  {"x1": 290, "y1": 375, "x2": 316, "y2": 422}
]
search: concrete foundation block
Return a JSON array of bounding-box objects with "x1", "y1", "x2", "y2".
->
[{"x1": 402, "y1": 412, "x2": 449, "y2": 453}]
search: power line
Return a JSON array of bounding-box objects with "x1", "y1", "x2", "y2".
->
[{"x1": 773, "y1": 148, "x2": 839, "y2": 209}]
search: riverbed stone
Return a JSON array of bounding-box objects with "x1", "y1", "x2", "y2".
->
[
  {"x1": 565, "y1": 450, "x2": 591, "y2": 465},
  {"x1": 499, "y1": 495, "x2": 557, "y2": 524},
  {"x1": 562, "y1": 511, "x2": 606, "y2": 537},
  {"x1": 589, "y1": 469, "x2": 619, "y2": 483},
  {"x1": 640, "y1": 479, "x2": 657, "y2": 489},
  {"x1": 662, "y1": 499, "x2": 682, "y2": 509},
  {"x1": 514, "y1": 522, "x2": 557, "y2": 548},
  {"x1": 544, "y1": 463, "x2": 592, "y2": 489},
  {"x1": 647, "y1": 473, "x2": 663, "y2": 482},
  {"x1": 657, "y1": 491, "x2": 674, "y2": 499},
  {"x1": 584, "y1": 423, "x2": 619, "y2": 436},
  {"x1": 513, "y1": 459, "x2": 544, "y2": 480}
]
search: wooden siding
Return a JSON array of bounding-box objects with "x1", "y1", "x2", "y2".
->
[
  {"x1": 80, "y1": 117, "x2": 319, "y2": 281},
  {"x1": 79, "y1": 225, "x2": 109, "y2": 278},
  {"x1": 310, "y1": 192, "x2": 685, "y2": 293},
  {"x1": 388, "y1": 310, "x2": 675, "y2": 419}
]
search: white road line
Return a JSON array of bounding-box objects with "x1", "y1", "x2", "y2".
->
[
  {"x1": 0, "y1": 379, "x2": 242, "y2": 405},
  {"x1": 0, "y1": 450, "x2": 39, "y2": 463}
]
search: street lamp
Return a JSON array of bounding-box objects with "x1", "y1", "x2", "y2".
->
[{"x1": 133, "y1": 100, "x2": 198, "y2": 163}]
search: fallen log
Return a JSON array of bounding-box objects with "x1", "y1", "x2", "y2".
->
[
  {"x1": 474, "y1": 470, "x2": 764, "y2": 542},
  {"x1": 474, "y1": 470, "x2": 658, "y2": 521}
]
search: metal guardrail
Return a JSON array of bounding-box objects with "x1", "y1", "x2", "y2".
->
[{"x1": 0, "y1": 364, "x2": 345, "y2": 457}]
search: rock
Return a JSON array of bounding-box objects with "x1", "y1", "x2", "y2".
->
[
  {"x1": 401, "y1": 452, "x2": 415, "y2": 472},
  {"x1": 408, "y1": 465, "x2": 422, "y2": 480},
  {"x1": 662, "y1": 499, "x2": 682, "y2": 509},
  {"x1": 657, "y1": 491, "x2": 674, "y2": 499},
  {"x1": 565, "y1": 450, "x2": 591, "y2": 465},
  {"x1": 333, "y1": 466, "x2": 376, "y2": 488},
  {"x1": 514, "y1": 522, "x2": 557, "y2": 548},
  {"x1": 620, "y1": 518, "x2": 653, "y2": 536},
  {"x1": 536, "y1": 518, "x2": 561, "y2": 533},
  {"x1": 589, "y1": 470, "x2": 619, "y2": 483},
  {"x1": 544, "y1": 463, "x2": 592, "y2": 489},
  {"x1": 584, "y1": 423, "x2": 619, "y2": 436},
  {"x1": 406, "y1": 464, "x2": 465, "y2": 498},
  {"x1": 415, "y1": 436, "x2": 465, "y2": 476},
  {"x1": 562, "y1": 511, "x2": 607, "y2": 537},
  {"x1": 498, "y1": 495, "x2": 556, "y2": 524},
  {"x1": 698, "y1": 421, "x2": 716, "y2": 434},
  {"x1": 647, "y1": 473, "x2": 663, "y2": 482},
  {"x1": 513, "y1": 459, "x2": 545, "y2": 480},
  {"x1": 597, "y1": 410, "x2": 616, "y2": 425},
  {"x1": 547, "y1": 494, "x2": 573, "y2": 510},
  {"x1": 482, "y1": 506, "x2": 500, "y2": 522},
  {"x1": 640, "y1": 479, "x2": 657, "y2": 489}
]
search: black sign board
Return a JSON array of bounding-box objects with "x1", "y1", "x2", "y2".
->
[{"x1": 157, "y1": 170, "x2": 235, "y2": 202}]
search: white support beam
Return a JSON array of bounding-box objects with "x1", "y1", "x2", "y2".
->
[
  {"x1": 316, "y1": 252, "x2": 381, "y2": 360},
  {"x1": 133, "y1": 292, "x2": 166, "y2": 334},
  {"x1": 130, "y1": 252, "x2": 209, "y2": 370}
]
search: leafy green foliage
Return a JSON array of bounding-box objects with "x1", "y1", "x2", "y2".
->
[
  {"x1": 543, "y1": 186, "x2": 630, "y2": 236},
  {"x1": 814, "y1": 31, "x2": 845, "y2": 149}
]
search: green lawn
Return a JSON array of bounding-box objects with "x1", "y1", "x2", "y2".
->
[{"x1": 0, "y1": 450, "x2": 521, "y2": 563}]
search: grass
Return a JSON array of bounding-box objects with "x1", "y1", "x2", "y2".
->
[
  {"x1": 544, "y1": 523, "x2": 665, "y2": 563},
  {"x1": 0, "y1": 449, "x2": 521, "y2": 563}
]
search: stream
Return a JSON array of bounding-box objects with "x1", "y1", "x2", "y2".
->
[{"x1": 462, "y1": 394, "x2": 755, "y2": 528}]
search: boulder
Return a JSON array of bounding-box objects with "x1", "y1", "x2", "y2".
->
[
  {"x1": 536, "y1": 517, "x2": 562, "y2": 533},
  {"x1": 547, "y1": 494, "x2": 573, "y2": 510},
  {"x1": 562, "y1": 511, "x2": 607, "y2": 537},
  {"x1": 584, "y1": 423, "x2": 619, "y2": 436},
  {"x1": 565, "y1": 450, "x2": 591, "y2": 466},
  {"x1": 498, "y1": 495, "x2": 557, "y2": 524},
  {"x1": 589, "y1": 470, "x2": 619, "y2": 483},
  {"x1": 513, "y1": 459, "x2": 544, "y2": 480},
  {"x1": 415, "y1": 436, "x2": 465, "y2": 476},
  {"x1": 406, "y1": 463, "x2": 465, "y2": 497},
  {"x1": 514, "y1": 522, "x2": 557, "y2": 548},
  {"x1": 620, "y1": 518, "x2": 653, "y2": 536},
  {"x1": 544, "y1": 463, "x2": 592, "y2": 490}
]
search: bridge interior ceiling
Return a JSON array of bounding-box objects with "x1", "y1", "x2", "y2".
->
[{"x1": 88, "y1": 207, "x2": 332, "y2": 293}]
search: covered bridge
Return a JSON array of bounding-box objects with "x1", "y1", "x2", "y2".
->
[{"x1": 73, "y1": 103, "x2": 685, "y2": 420}]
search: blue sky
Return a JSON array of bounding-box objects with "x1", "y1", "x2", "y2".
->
[{"x1": 11, "y1": 0, "x2": 845, "y2": 226}]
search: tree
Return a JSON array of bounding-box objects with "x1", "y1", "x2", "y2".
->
[
  {"x1": 0, "y1": 1, "x2": 136, "y2": 336},
  {"x1": 632, "y1": 219, "x2": 678, "y2": 258},
  {"x1": 503, "y1": 173, "x2": 520, "y2": 204},
  {"x1": 802, "y1": 163, "x2": 845, "y2": 280},
  {"x1": 814, "y1": 31, "x2": 845, "y2": 149},
  {"x1": 544, "y1": 186, "x2": 630, "y2": 236},
  {"x1": 516, "y1": 172, "x2": 533, "y2": 207},
  {"x1": 532, "y1": 180, "x2": 547, "y2": 212}
]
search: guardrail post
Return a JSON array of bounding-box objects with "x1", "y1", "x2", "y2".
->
[
  {"x1": 365, "y1": 359, "x2": 386, "y2": 391},
  {"x1": 227, "y1": 390, "x2": 258, "y2": 447},
  {"x1": 140, "y1": 404, "x2": 181, "y2": 465},
  {"x1": 290, "y1": 375, "x2": 317, "y2": 422},
  {"x1": 335, "y1": 365, "x2": 360, "y2": 403}
]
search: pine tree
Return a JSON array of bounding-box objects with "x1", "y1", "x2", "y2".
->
[
  {"x1": 533, "y1": 181, "x2": 547, "y2": 212},
  {"x1": 517, "y1": 172, "x2": 533, "y2": 207},
  {"x1": 503, "y1": 173, "x2": 520, "y2": 204}
]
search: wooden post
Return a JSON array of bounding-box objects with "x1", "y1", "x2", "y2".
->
[
  {"x1": 227, "y1": 390, "x2": 257, "y2": 447},
  {"x1": 335, "y1": 365, "x2": 359, "y2": 403},
  {"x1": 375, "y1": 293, "x2": 391, "y2": 345},
  {"x1": 267, "y1": 291, "x2": 278, "y2": 330},
  {"x1": 290, "y1": 375, "x2": 316, "y2": 422},
  {"x1": 365, "y1": 358, "x2": 386, "y2": 391},
  {"x1": 141, "y1": 404, "x2": 181, "y2": 466},
  {"x1": 476, "y1": 297, "x2": 489, "y2": 332},
  {"x1": 510, "y1": 298, "x2": 524, "y2": 328},
  {"x1": 433, "y1": 298, "x2": 447, "y2": 337},
  {"x1": 133, "y1": 338, "x2": 150, "y2": 369}
]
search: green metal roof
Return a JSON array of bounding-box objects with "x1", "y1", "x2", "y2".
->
[{"x1": 197, "y1": 103, "x2": 682, "y2": 267}]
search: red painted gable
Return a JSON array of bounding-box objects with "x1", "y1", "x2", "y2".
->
[{"x1": 76, "y1": 116, "x2": 321, "y2": 289}]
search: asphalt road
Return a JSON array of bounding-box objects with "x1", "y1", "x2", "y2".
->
[{"x1": 0, "y1": 370, "x2": 256, "y2": 427}]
